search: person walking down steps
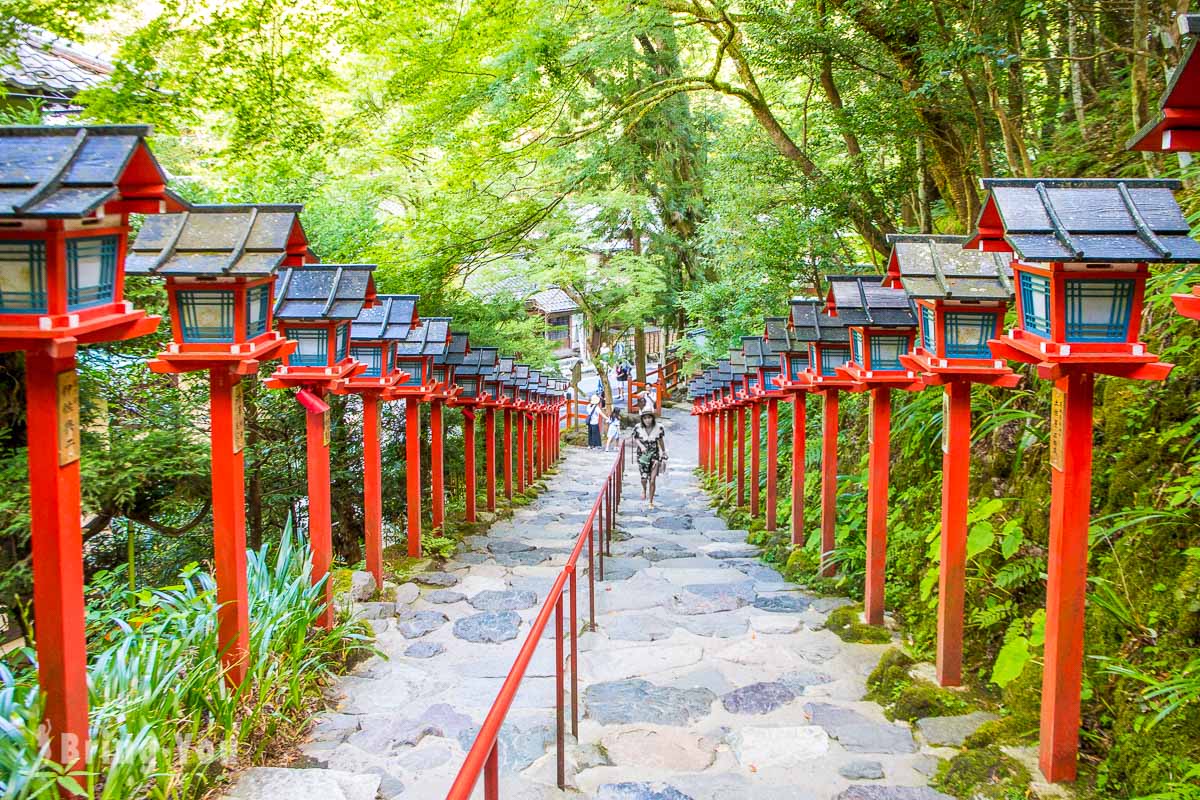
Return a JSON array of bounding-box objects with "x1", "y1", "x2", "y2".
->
[
  {"x1": 604, "y1": 405, "x2": 621, "y2": 452},
  {"x1": 632, "y1": 408, "x2": 668, "y2": 508}
]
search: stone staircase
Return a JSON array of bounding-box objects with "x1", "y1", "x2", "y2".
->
[{"x1": 219, "y1": 408, "x2": 984, "y2": 799}]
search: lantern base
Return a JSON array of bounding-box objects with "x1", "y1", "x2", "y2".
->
[
  {"x1": 989, "y1": 330, "x2": 1172, "y2": 382},
  {"x1": 835, "y1": 362, "x2": 924, "y2": 392},
  {"x1": 781, "y1": 373, "x2": 856, "y2": 392},
  {"x1": 0, "y1": 305, "x2": 160, "y2": 353},
  {"x1": 900, "y1": 350, "x2": 1021, "y2": 388},
  {"x1": 1172, "y1": 287, "x2": 1200, "y2": 320},
  {"x1": 150, "y1": 332, "x2": 295, "y2": 375},
  {"x1": 338, "y1": 370, "x2": 411, "y2": 394},
  {"x1": 266, "y1": 358, "x2": 364, "y2": 391}
]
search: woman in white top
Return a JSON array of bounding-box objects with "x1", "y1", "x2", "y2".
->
[
  {"x1": 586, "y1": 394, "x2": 603, "y2": 449},
  {"x1": 604, "y1": 408, "x2": 621, "y2": 452}
]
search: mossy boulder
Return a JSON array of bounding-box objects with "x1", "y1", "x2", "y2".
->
[
  {"x1": 889, "y1": 681, "x2": 969, "y2": 722},
  {"x1": 825, "y1": 604, "x2": 891, "y2": 644},
  {"x1": 934, "y1": 746, "x2": 1031, "y2": 800},
  {"x1": 783, "y1": 547, "x2": 819, "y2": 582},
  {"x1": 865, "y1": 648, "x2": 915, "y2": 701}
]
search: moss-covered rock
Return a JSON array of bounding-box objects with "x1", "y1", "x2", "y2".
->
[
  {"x1": 890, "y1": 681, "x2": 970, "y2": 722},
  {"x1": 865, "y1": 648, "x2": 915, "y2": 701},
  {"x1": 933, "y1": 746, "x2": 1031, "y2": 800},
  {"x1": 825, "y1": 604, "x2": 891, "y2": 644}
]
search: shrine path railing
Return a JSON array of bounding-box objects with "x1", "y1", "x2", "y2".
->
[{"x1": 445, "y1": 443, "x2": 626, "y2": 799}]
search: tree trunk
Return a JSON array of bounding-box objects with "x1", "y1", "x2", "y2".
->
[{"x1": 1068, "y1": 8, "x2": 1088, "y2": 137}]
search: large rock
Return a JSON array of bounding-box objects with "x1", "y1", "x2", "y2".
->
[
  {"x1": 494, "y1": 550, "x2": 549, "y2": 566},
  {"x1": 415, "y1": 572, "x2": 459, "y2": 587},
  {"x1": 488, "y1": 539, "x2": 534, "y2": 554},
  {"x1": 833, "y1": 788, "x2": 955, "y2": 800},
  {"x1": 753, "y1": 594, "x2": 812, "y2": 613},
  {"x1": 425, "y1": 589, "x2": 466, "y2": 604},
  {"x1": 456, "y1": 723, "x2": 552, "y2": 772},
  {"x1": 804, "y1": 703, "x2": 917, "y2": 754},
  {"x1": 676, "y1": 612, "x2": 749, "y2": 638},
  {"x1": 839, "y1": 760, "x2": 885, "y2": 780},
  {"x1": 581, "y1": 643, "x2": 702, "y2": 682},
  {"x1": 349, "y1": 570, "x2": 375, "y2": 602},
  {"x1": 352, "y1": 601, "x2": 395, "y2": 620},
  {"x1": 604, "y1": 613, "x2": 675, "y2": 642},
  {"x1": 915, "y1": 711, "x2": 999, "y2": 746},
  {"x1": 601, "y1": 729, "x2": 716, "y2": 771},
  {"x1": 453, "y1": 611, "x2": 522, "y2": 643},
  {"x1": 584, "y1": 679, "x2": 715, "y2": 725},
  {"x1": 641, "y1": 544, "x2": 693, "y2": 562},
  {"x1": 596, "y1": 782, "x2": 695, "y2": 800},
  {"x1": 394, "y1": 582, "x2": 420, "y2": 605},
  {"x1": 395, "y1": 609, "x2": 447, "y2": 639},
  {"x1": 346, "y1": 715, "x2": 440, "y2": 753},
  {"x1": 221, "y1": 768, "x2": 380, "y2": 800},
  {"x1": 468, "y1": 589, "x2": 538, "y2": 612},
  {"x1": 780, "y1": 668, "x2": 835, "y2": 693},
  {"x1": 670, "y1": 582, "x2": 756, "y2": 615},
  {"x1": 403, "y1": 641, "x2": 445, "y2": 659},
  {"x1": 726, "y1": 725, "x2": 830, "y2": 769},
  {"x1": 654, "y1": 516, "x2": 694, "y2": 530},
  {"x1": 700, "y1": 542, "x2": 759, "y2": 559},
  {"x1": 721, "y1": 682, "x2": 796, "y2": 715}
]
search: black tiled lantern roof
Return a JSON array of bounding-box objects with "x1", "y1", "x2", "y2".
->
[
  {"x1": 715, "y1": 359, "x2": 733, "y2": 384},
  {"x1": 433, "y1": 331, "x2": 470, "y2": 367},
  {"x1": 128, "y1": 204, "x2": 306, "y2": 277},
  {"x1": 397, "y1": 316, "x2": 451, "y2": 357},
  {"x1": 763, "y1": 317, "x2": 794, "y2": 354},
  {"x1": 0, "y1": 124, "x2": 168, "y2": 218},
  {"x1": 886, "y1": 234, "x2": 1013, "y2": 302},
  {"x1": 825, "y1": 274, "x2": 916, "y2": 327},
  {"x1": 728, "y1": 348, "x2": 748, "y2": 376},
  {"x1": 972, "y1": 178, "x2": 1200, "y2": 263},
  {"x1": 273, "y1": 265, "x2": 375, "y2": 322},
  {"x1": 742, "y1": 335, "x2": 768, "y2": 368},
  {"x1": 351, "y1": 294, "x2": 419, "y2": 341},
  {"x1": 789, "y1": 297, "x2": 851, "y2": 343},
  {"x1": 459, "y1": 346, "x2": 498, "y2": 378}
]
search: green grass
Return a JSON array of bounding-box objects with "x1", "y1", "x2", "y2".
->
[{"x1": 0, "y1": 525, "x2": 373, "y2": 799}]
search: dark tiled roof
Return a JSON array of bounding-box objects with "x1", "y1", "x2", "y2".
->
[
  {"x1": 491, "y1": 356, "x2": 515, "y2": 384},
  {"x1": 728, "y1": 348, "x2": 748, "y2": 376},
  {"x1": 351, "y1": 294, "x2": 419, "y2": 341},
  {"x1": 397, "y1": 317, "x2": 451, "y2": 357},
  {"x1": 826, "y1": 274, "x2": 916, "y2": 328},
  {"x1": 459, "y1": 346, "x2": 499, "y2": 378},
  {"x1": 274, "y1": 265, "x2": 375, "y2": 322},
  {"x1": 128, "y1": 205, "x2": 306, "y2": 277},
  {"x1": 530, "y1": 287, "x2": 579, "y2": 314},
  {"x1": 886, "y1": 234, "x2": 1013, "y2": 302},
  {"x1": 976, "y1": 178, "x2": 1200, "y2": 263},
  {"x1": 0, "y1": 124, "x2": 167, "y2": 218},
  {"x1": 433, "y1": 332, "x2": 470, "y2": 366},
  {"x1": 762, "y1": 317, "x2": 793, "y2": 355},
  {"x1": 742, "y1": 335, "x2": 768, "y2": 368},
  {"x1": 789, "y1": 298, "x2": 851, "y2": 343},
  {"x1": 2, "y1": 31, "x2": 111, "y2": 99}
]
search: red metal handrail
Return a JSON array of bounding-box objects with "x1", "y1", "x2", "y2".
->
[{"x1": 446, "y1": 443, "x2": 626, "y2": 799}]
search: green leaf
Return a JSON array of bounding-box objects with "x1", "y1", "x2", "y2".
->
[
  {"x1": 1029, "y1": 609, "x2": 1047, "y2": 648},
  {"x1": 1000, "y1": 518, "x2": 1024, "y2": 559},
  {"x1": 991, "y1": 635, "x2": 1031, "y2": 687},
  {"x1": 969, "y1": 498, "x2": 1004, "y2": 523},
  {"x1": 920, "y1": 568, "x2": 937, "y2": 601},
  {"x1": 967, "y1": 521, "x2": 995, "y2": 559}
]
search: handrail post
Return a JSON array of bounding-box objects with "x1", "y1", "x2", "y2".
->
[
  {"x1": 588, "y1": 518, "x2": 596, "y2": 626},
  {"x1": 555, "y1": 594, "x2": 565, "y2": 790},
  {"x1": 484, "y1": 741, "x2": 499, "y2": 800},
  {"x1": 569, "y1": 564, "x2": 579, "y2": 738}
]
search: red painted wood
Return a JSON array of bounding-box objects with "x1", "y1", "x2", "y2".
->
[
  {"x1": 406, "y1": 396, "x2": 422, "y2": 557},
  {"x1": 362, "y1": 393, "x2": 383, "y2": 590},
  {"x1": 750, "y1": 401, "x2": 761, "y2": 517},
  {"x1": 820, "y1": 391, "x2": 838, "y2": 577},
  {"x1": 938, "y1": 381, "x2": 971, "y2": 686},
  {"x1": 766, "y1": 399, "x2": 779, "y2": 531},
  {"x1": 504, "y1": 409, "x2": 513, "y2": 500},
  {"x1": 715, "y1": 412, "x2": 724, "y2": 481},
  {"x1": 725, "y1": 409, "x2": 734, "y2": 494},
  {"x1": 516, "y1": 413, "x2": 526, "y2": 493},
  {"x1": 25, "y1": 348, "x2": 89, "y2": 771},
  {"x1": 1040, "y1": 371, "x2": 1095, "y2": 783},
  {"x1": 464, "y1": 410, "x2": 477, "y2": 522},
  {"x1": 210, "y1": 368, "x2": 250, "y2": 685},
  {"x1": 864, "y1": 387, "x2": 892, "y2": 626},
  {"x1": 793, "y1": 394, "x2": 807, "y2": 547},
  {"x1": 431, "y1": 399, "x2": 445, "y2": 531},
  {"x1": 736, "y1": 405, "x2": 746, "y2": 507},
  {"x1": 305, "y1": 388, "x2": 334, "y2": 630},
  {"x1": 485, "y1": 408, "x2": 497, "y2": 511}
]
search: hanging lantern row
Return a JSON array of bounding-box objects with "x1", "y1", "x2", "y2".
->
[
  {"x1": 691, "y1": 175, "x2": 1200, "y2": 785},
  {"x1": 0, "y1": 124, "x2": 568, "y2": 775}
]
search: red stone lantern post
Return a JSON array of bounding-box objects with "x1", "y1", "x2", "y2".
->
[
  {"x1": 392, "y1": 315, "x2": 451, "y2": 556},
  {"x1": 887, "y1": 234, "x2": 1021, "y2": 687},
  {"x1": 129, "y1": 203, "x2": 310, "y2": 684},
  {"x1": 449, "y1": 345, "x2": 495, "y2": 522},
  {"x1": 0, "y1": 124, "x2": 175, "y2": 769},
  {"x1": 783, "y1": 298, "x2": 854, "y2": 570},
  {"x1": 828, "y1": 274, "x2": 922, "y2": 626},
  {"x1": 341, "y1": 294, "x2": 420, "y2": 589},
  {"x1": 969, "y1": 177, "x2": 1200, "y2": 782},
  {"x1": 267, "y1": 264, "x2": 377, "y2": 629}
]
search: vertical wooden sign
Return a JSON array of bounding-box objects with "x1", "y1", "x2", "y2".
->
[
  {"x1": 56, "y1": 371, "x2": 81, "y2": 466},
  {"x1": 941, "y1": 389, "x2": 951, "y2": 455},
  {"x1": 322, "y1": 407, "x2": 331, "y2": 447},
  {"x1": 1049, "y1": 385, "x2": 1065, "y2": 472},
  {"x1": 231, "y1": 381, "x2": 245, "y2": 454}
]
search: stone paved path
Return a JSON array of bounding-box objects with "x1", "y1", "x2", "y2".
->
[{"x1": 223, "y1": 407, "x2": 959, "y2": 800}]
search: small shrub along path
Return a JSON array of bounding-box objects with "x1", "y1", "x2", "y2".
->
[{"x1": 219, "y1": 408, "x2": 978, "y2": 800}]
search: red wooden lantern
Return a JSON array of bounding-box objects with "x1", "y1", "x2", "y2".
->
[
  {"x1": 129, "y1": 203, "x2": 310, "y2": 687},
  {"x1": 885, "y1": 234, "x2": 1020, "y2": 689},
  {"x1": 266, "y1": 264, "x2": 377, "y2": 629},
  {"x1": 968, "y1": 177, "x2": 1200, "y2": 782},
  {"x1": 787, "y1": 298, "x2": 855, "y2": 575},
  {"x1": 429, "y1": 331, "x2": 468, "y2": 531},
  {"x1": 0, "y1": 124, "x2": 176, "y2": 772},
  {"x1": 336, "y1": 294, "x2": 419, "y2": 590}
]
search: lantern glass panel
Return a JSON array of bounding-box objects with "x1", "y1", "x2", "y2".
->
[
  {"x1": 0, "y1": 241, "x2": 47, "y2": 313},
  {"x1": 920, "y1": 305, "x2": 937, "y2": 352},
  {"x1": 788, "y1": 355, "x2": 807, "y2": 380},
  {"x1": 851, "y1": 330, "x2": 865, "y2": 364},
  {"x1": 66, "y1": 236, "x2": 118, "y2": 310},
  {"x1": 869, "y1": 335, "x2": 908, "y2": 371},
  {"x1": 1064, "y1": 278, "x2": 1135, "y2": 342},
  {"x1": 397, "y1": 360, "x2": 422, "y2": 386},
  {"x1": 432, "y1": 366, "x2": 446, "y2": 384},
  {"x1": 178, "y1": 290, "x2": 235, "y2": 342},
  {"x1": 461, "y1": 379, "x2": 479, "y2": 398},
  {"x1": 820, "y1": 347, "x2": 847, "y2": 376},
  {"x1": 506, "y1": 385, "x2": 517, "y2": 399},
  {"x1": 763, "y1": 367, "x2": 780, "y2": 390},
  {"x1": 351, "y1": 345, "x2": 383, "y2": 376},
  {"x1": 287, "y1": 328, "x2": 328, "y2": 366},
  {"x1": 944, "y1": 312, "x2": 997, "y2": 358},
  {"x1": 1019, "y1": 272, "x2": 1051, "y2": 338},
  {"x1": 335, "y1": 324, "x2": 350, "y2": 362},
  {"x1": 749, "y1": 372, "x2": 760, "y2": 390},
  {"x1": 246, "y1": 284, "x2": 270, "y2": 338}
]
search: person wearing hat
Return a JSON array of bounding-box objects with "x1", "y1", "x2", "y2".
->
[
  {"x1": 586, "y1": 393, "x2": 604, "y2": 449},
  {"x1": 632, "y1": 408, "x2": 668, "y2": 508}
]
